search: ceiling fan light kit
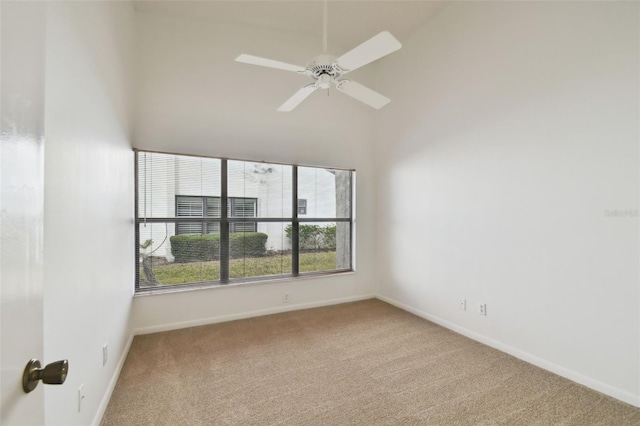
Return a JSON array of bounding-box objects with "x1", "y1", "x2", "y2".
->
[{"x1": 235, "y1": 6, "x2": 402, "y2": 112}]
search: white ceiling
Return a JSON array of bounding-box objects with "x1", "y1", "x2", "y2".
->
[{"x1": 133, "y1": 1, "x2": 443, "y2": 52}]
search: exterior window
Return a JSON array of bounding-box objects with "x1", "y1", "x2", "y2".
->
[
  {"x1": 297, "y1": 199, "x2": 307, "y2": 215},
  {"x1": 135, "y1": 150, "x2": 354, "y2": 292},
  {"x1": 176, "y1": 196, "x2": 256, "y2": 234},
  {"x1": 229, "y1": 198, "x2": 257, "y2": 233}
]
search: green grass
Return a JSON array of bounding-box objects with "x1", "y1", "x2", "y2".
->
[{"x1": 141, "y1": 251, "x2": 337, "y2": 286}]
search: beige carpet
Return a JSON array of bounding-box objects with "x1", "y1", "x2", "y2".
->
[{"x1": 102, "y1": 299, "x2": 640, "y2": 425}]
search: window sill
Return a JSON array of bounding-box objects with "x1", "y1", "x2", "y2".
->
[{"x1": 133, "y1": 270, "x2": 355, "y2": 297}]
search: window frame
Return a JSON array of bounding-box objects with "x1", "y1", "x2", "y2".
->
[{"x1": 134, "y1": 149, "x2": 354, "y2": 293}]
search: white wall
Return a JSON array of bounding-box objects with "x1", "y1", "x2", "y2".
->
[
  {"x1": 374, "y1": 1, "x2": 639, "y2": 405},
  {"x1": 43, "y1": 2, "x2": 135, "y2": 424},
  {"x1": 132, "y1": 11, "x2": 376, "y2": 331}
]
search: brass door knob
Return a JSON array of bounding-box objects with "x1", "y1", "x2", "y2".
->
[{"x1": 22, "y1": 359, "x2": 68, "y2": 393}]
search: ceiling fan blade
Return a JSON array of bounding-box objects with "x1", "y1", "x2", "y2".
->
[
  {"x1": 336, "y1": 31, "x2": 401, "y2": 73},
  {"x1": 277, "y1": 84, "x2": 318, "y2": 112},
  {"x1": 336, "y1": 80, "x2": 390, "y2": 110},
  {"x1": 235, "y1": 54, "x2": 306, "y2": 73}
]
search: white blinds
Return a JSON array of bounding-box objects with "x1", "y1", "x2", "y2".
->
[{"x1": 135, "y1": 150, "x2": 354, "y2": 290}]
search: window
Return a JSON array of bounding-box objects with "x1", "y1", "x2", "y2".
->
[
  {"x1": 176, "y1": 196, "x2": 257, "y2": 234},
  {"x1": 229, "y1": 198, "x2": 257, "y2": 233},
  {"x1": 297, "y1": 199, "x2": 307, "y2": 215},
  {"x1": 135, "y1": 150, "x2": 354, "y2": 292}
]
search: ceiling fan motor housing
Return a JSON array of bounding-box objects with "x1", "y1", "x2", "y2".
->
[{"x1": 306, "y1": 54, "x2": 342, "y2": 82}]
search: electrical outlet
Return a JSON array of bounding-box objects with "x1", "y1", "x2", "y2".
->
[
  {"x1": 283, "y1": 293, "x2": 289, "y2": 303},
  {"x1": 103, "y1": 344, "x2": 108, "y2": 366},
  {"x1": 478, "y1": 303, "x2": 487, "y2": 316},
  {"x1": 78, "y1": 384, "x2": 85, "y2": 412},
  {"x1": 459, "y1": 299, "x2": 466, "y2": 311}
]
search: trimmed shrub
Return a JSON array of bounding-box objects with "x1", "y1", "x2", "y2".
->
[
  {"x1": 230, "y1": 232, "x2": 268, "y2": 259},
  {"x1": 170, "y1": 234, "x2": 219, "y2": 263},
  {"x1": 285, "y1": 224, "x2": 337, "y2": 251},
  {"x1": 170, "y1": 232, "x2": 267, "y2": 263},
  {"x1": 321, "y1": 226, "x2": 336, "y2": 250}
]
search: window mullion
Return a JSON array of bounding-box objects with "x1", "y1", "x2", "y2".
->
[
  {"x1": 220, "y1": 159, "x2": 229, "y2": 283},
  {"x1": 292, "y1": 166, "x2": 299, "y2": 276}
]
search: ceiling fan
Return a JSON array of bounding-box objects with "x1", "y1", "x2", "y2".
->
[{"x1": 235, "y1": 2, "x2": 402, "y2": 112}]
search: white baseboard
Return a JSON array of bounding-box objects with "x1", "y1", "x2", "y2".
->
[
  {"x1": 376, "y1": 294, "x2": 640, "y2": 408},
  {"x1": 133, "y1": 293, "x2": 376, "y2": 336},
  {"x1": 92, "y1": 333, "x2": 134, "y2": 426}
]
